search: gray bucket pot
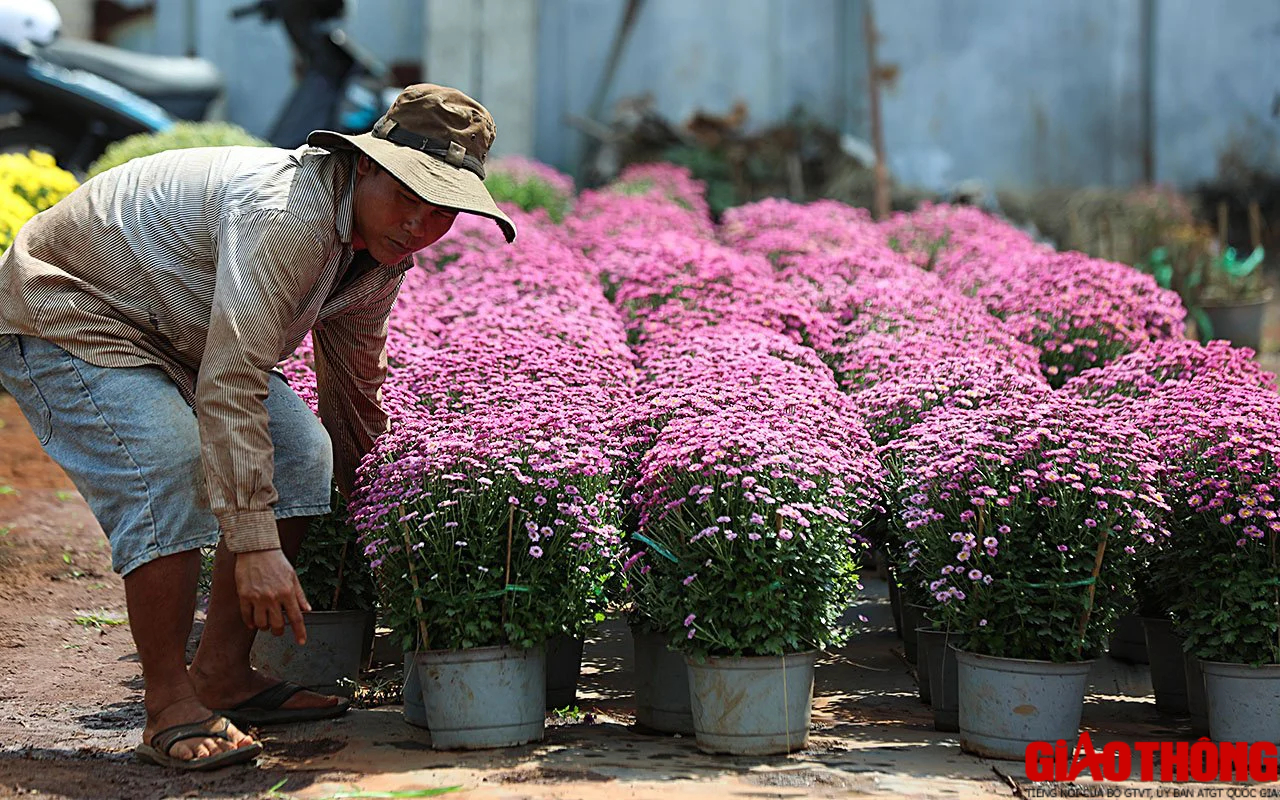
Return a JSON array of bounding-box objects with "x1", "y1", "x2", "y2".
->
[
  {"x1": 1202, "y1": 300, "x2": 1266, "y2": 352},
  {"x1": 900, "y1": 604, "x2": 925, "y2": 664},
  {"x1": 1184, "y1": 651, "x2": 1209, "y2": 736},
  {"x1": 1142, "y1": 617, "x2": 1189, "y2": 715},
  {"x1": 632, "y1": 628, "x2": 694, "y2": 735},
  {"x1": 887, "y1": 575, "x2": 904, "y2": 639},
  {"x1": 1202, "y1": 661, "x2": 1280, "y2": 745},
  {"x1": 1107, "y1": 613, "x2": 1149, "y2": 664},
  {"x1": 249, "y1": 609, "x2": 372, "y2": 697},
  {"x1": 545, "y1": 634, "x2": 585, "y2": 710},
  {"x1": 914, "y1": 627, "x2": 932, "y2": 704},
  {"x1": 372, "y1": 627, "x2": 406, "y2": 667},
  {"x1": 686, "y1": 651, "x2": 817, "y2": 755},
  {"x1": 957, "y1": 650, "x2": 1093, "y2": 761},
  {"x1": 918, "y1": 629, "x2": 959, "y2": 732},
  {"x1": 415, "y1": 644, "x2": 545, "y2": 750},
  {"x1": 402, "y1": 653, "x2": 429, "y2": 730}
]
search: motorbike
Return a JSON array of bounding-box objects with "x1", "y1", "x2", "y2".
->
[
  {"x1": 230, "y1": 0, "x2": 399, "y2": 148},
  {"x1": 0, "y1": 0, "x2": 224, "y2": 173},
  {"x1": 40, "y1": 37, "x2": 223, "y2": 123}
]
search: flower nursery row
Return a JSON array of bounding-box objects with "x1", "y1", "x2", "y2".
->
[
  {"x1": 271, "y1": 157, "x2": 1280, "y2": 760},
  {"x1": 719, "y1": 188, "x2": 1280, "y2": 757}
]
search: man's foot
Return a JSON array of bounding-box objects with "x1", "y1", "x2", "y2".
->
[
  {"x1": 142, "y1": 696, "x2": 257, "y2": 763},
  {"x1": 192, "y1": 666, "x2": 344, "y2": 716}
]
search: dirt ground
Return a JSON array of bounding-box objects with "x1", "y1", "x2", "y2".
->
[{"x1": 2, "y1": 303, "x2": 1278, "y2": 800}]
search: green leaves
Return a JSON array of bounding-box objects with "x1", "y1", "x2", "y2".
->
[
  {"x1": 629, "y1": 473, "x2": 865, "y2": 658},
  {"x1": 295, "y1": 489, "x2": 378, "y2": 613},
  {"x1": 1170, "y1": 540, "x2": 1280, "y2": 666},
  {"x1": 373, "y1": 466, "x2": 618, "y2": 652},
  {"x1": 267, "y1": 777, "x2": 461, "y2": 800},
  {"x1": 484, "y1": 172, "x2": 572, "y2": 223}
]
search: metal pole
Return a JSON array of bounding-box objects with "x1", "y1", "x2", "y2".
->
[
  {"x1": 576, "y1": 0, "x2": 646, "y2": 182},
  {"x1": 863, "y1": 0, "x2": 890, "y2": 220},
  {"x1": 1139, "y1": 0, "x2": 1156, "y2": 184},
  {"x1": 186, "y1": 0, "x2": 198, "y2": 56}
]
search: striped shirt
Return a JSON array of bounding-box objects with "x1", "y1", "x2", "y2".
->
[{"x1": 0, "y1": 145, "x2": 410, "y2": 554}]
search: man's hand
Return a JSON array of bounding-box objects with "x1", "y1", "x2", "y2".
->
[{"x1": 235, "y1": 548, "x2": 311, "y2": 645}]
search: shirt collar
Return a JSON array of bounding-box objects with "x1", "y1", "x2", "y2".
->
[{"x1": 335, "y1": 153, "x2": 356, "y2": 246}]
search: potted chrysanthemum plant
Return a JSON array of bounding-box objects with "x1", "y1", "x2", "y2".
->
[
  {"x1": 249, "y1": 489, "x2": 379, "y2": 698},
  {"x1": 1064, "y1": 339, "x2": 1280, "y2": 735},
  {"x1": 889, "y1": 393, "x2": 1170, "y2": 760},
  {"x1": 866, "y1": 356, "x2": 1050, "y2": 730},
  {"x1": 1105, "y1": 372, "x2": 1280, "y2": 745},
  {"x1": 625, "y1": 401, "x2": 883, "y2": 755},
  {"x1": 354, "y1": 432, "x2": 622, "y2": 749}
]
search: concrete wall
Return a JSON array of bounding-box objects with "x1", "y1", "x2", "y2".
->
[
  {"x1": 873, "y1": 0, "x2": 1280, "y2": 191},
  {"x1": 106, "y1": 0, "x2": 1280, "y2": 191},
  {"x1": 1153, "y1": 0, "x2": 1280, "y2": 186},
  {"x1": 49, "y1": 0, "x2": 93, "y2": 40},
  {"x1": 152, "y1": 0, "x2": 421, "y2": 140},
  {"x1": 872, "y1": 0, "x2": 1148, "y2": 191},
  {"x1": 532, "y1": 0, "x2": 1280, "y2": 190},
  {"x1": 424, "y1": 0, "x2": 537, "y2": 158},
  {"x1": 534, "y1": 0, "x2": 856, "y2": 176}
]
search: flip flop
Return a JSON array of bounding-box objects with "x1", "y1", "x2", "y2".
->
[
  {"x1": 134, "y1": 714, "x2": 263, "y2": 771},
  {"x1": 215, "y1": 681, "x2": 351, "y2": 727}
]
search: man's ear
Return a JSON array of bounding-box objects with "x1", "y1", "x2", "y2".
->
[{"x1": 356, "y1": 154, "x2": 378, "y2": 177}]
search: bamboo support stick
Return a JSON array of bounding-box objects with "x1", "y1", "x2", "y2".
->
[
  {"x1": 399, "y1": 519, "x2": 430, "y2": 651},
  {"x1": 503, "y1": 506, "x2": 515, "y2": 626},
  {"x1": 330, "y1": 540, "x2": 349, "y2": 611},
  {"x1": 1075, "y1": 530, "x2": 1110, "y2": 660}
]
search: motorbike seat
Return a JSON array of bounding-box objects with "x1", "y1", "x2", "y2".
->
[{"x1": 40, "y1": 38, "x2": 222, "y2": 99}]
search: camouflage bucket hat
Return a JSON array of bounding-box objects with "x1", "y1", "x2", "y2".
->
[{"x1": 308, "y1": 83, "x2": 516, "y2": 242}]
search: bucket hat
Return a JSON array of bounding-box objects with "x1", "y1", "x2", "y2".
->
[{"x1": 308, "y1": 83, "x2": 516, "y2": 242}]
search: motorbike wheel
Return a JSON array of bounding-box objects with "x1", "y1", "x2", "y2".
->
[{"x1": 0, "y1": 121, "x2": 99, "y2": 175}]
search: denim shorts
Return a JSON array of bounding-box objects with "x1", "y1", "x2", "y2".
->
[{"x1": 0, "y1": 334, "x2": 333, "y2": 575}]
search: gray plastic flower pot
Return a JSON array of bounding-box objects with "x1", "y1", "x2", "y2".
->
[
  {"x1": 1202, "y1": 660, "x2": 1280, "y2": 746},
  {"x1": 402, "y1": 653, "x2": 429, "y2": 730},
  {"x1": 545, "y1": 633, "x2": 584, "y2": 710},
  {"x1": 914, "y1": 626, "x2": 933, "y2": 704},
  {"x1": 1202, "y1": 300, "x2": 1266, "y2": 352},
  {"x1": 1142, "y1": 617, "x2": 1189, "y2": 715},
  {"x1": 1107, "y1": 613, "x2": 1149, "y2": 665},
  {"x1": 686, "y1": 650, "x2": 816, "y2": 755},
  {"x1": 957, "y1": 650, "x2": 1093, "y2": 761},
  {"x1": 632, "y1": 628, "x2": 694, "y2": 735},
  {"x1": 887, "y1": 574, "x2": 904, "y2": 639},
  {"x1": 900, "y1": 604, "x2": 925, "y2": 664},
  {"x1": 249, "y1": 609, "x2": 372, "y2": 697},
  {"x1": 1184, "y1": 651, "x2": 1209, "y2": 737},
  {"x1": 415, "y1": 644, "x2": 545, "y2": 750},
  {"x1": 918, "y1": 629, "x2": 959, "y2": 732}
]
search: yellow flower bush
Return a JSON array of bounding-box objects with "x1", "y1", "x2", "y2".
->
[{"x1": 0, "y1": 151, "x2": 79, "y2": 253}]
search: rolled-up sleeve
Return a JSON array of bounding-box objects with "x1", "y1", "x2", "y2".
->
[
  {"x1": 312, "y1": 274, "x2": 401, "y2": 499},
  {"x1": 198, "y1": 208, "x2": 325, "y2": 553}
]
